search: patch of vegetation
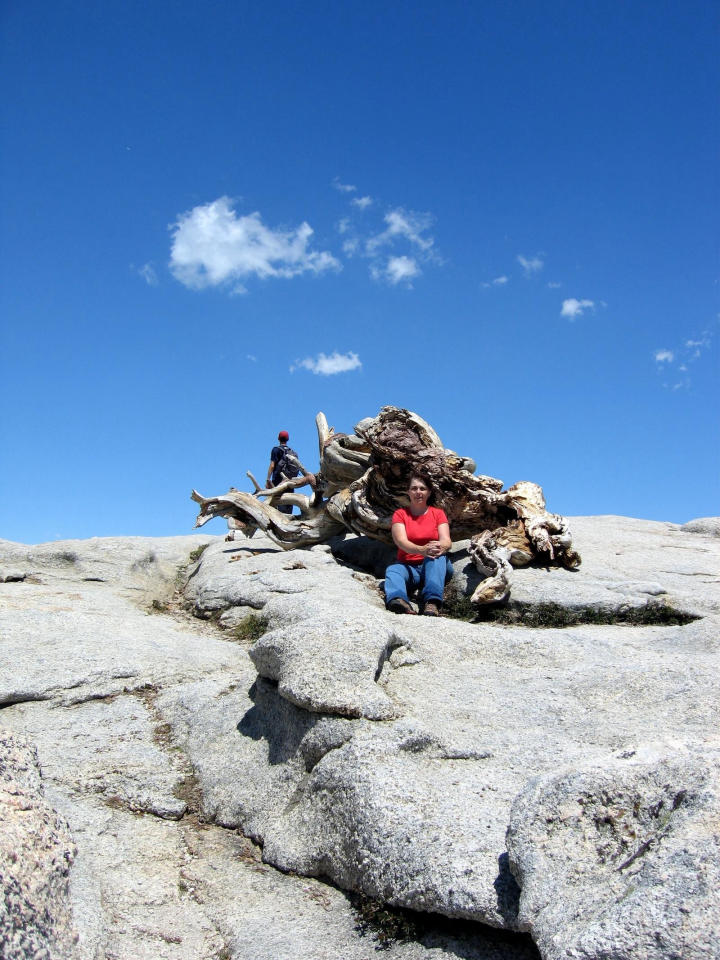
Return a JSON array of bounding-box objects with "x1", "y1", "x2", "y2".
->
[
  {"x1": 485, "y1": 601, "x2": 698, "y2": 628},
  {"x1": 149, "y1": 598, "x2": 169, "y2": 614},
  {"x1": 229, "y1": 613, "x2": 269, "y2": 643},
  {"x1": 442, "y1": 593, "x2": 699, "y2": 628},
  {"x1": 55, "y1": 550, "x2": 79, "y2": 564},
  {"x1": 350, "y1": 893, "x2": 420, "y2": 949},
  {"x1": 442, "y1": 586, "x2": 478, "y2": 622},
  {"x1": 189, "y1": 543, "x2": 210, "y2": 564}
]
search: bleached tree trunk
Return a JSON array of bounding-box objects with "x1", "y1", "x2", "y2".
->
[{"x1": 192, "y1": 406, "x2": 580, "y2": 603}]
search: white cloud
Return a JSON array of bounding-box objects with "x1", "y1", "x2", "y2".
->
[
  {"x1": 333, "y1": 177, "x2": 356, "y2": 193},
  {"x1": 336, "y1": 217, "x2": 351, "y2": 234},
  {"x1": 169, "y1": 197, "x2": 340, "y2": 290},
  {"x1": 366, "y1": 208, "x2": 434, "y2": 255},
  {"x1": 517, "y1": 254, "x2": 544, "y2": 275},
  {"x1": 292, "y1": 351, "x2": 362, "y2": 375},
  {"x1": 246, "y1": 354, "x2": 257, "y2": 362},
  {"x1": 387, "y1": 255, "x2": 420, "y2": 286},
  {"x1": 342, "y1": 237, "x2": 360, "y2": 256},
  {"x1": 561, "y1": 298, "x2": 595, "y2": 319},
  {"x1": 351, "y1": 195, "x2": 373, "y2": 210},
  {"x1": 685, "y1": 337, "x2": 710, "y2": 358},
  {"x1": 654, "y1": 349, "x2": 674, "y2": 363},
  {"x1": 547, "y1": 281, "x2": 562, "y2": 289},
  {"x1": 482, "y1": 274, "x2": 509, "y2": 287},
  {"x1": 139, "y1": 262, "x2": 158, "y2": 286},
  {"x1": 370, "y1": 256, "x2": 420, "y2": 287}
]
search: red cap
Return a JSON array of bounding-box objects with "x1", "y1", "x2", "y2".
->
[{"x1": 278, "y1": 430, "x2": 289, "y2": 442}]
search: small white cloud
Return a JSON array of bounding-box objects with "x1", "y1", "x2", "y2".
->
[
  {"x1": 366, "y1": 208, "x2": 434, "y2": 255},
  {"x1": 481, "y1": 275, "x2": 509, "y2": 289},
  {"x1": 685, "y1": 337, "x2": 710, "y2": 358},
  {"x1": 371, "y1": 255, "x2": 420, "y2": 287},
  {"x1": 292, "y1": 351, "x2": 362, "y2": 376},
  {"x1": 517, "y1": 254, "x2": 544, "y2": 275},
  {"x1": 246, "y1": 354, "x2": 257, "y2": 362},
  {"x1": 336, "y1": 217, "x2": 351, "y2": 234},
  {"x1": 654, "y1": 349, "x2": 674, "y2": 364},
  {"x1": 547, "y1": 281, "x2": 562, "y2": 289},
  {"x1": 169, "y1": 197, "x2": 340, "y2": 291},
  {"x1": 139, "y1": 262, "x2": 158, "y2": 286},
  {"x1": 333, "y1": 177, "x2": 357, "y2": 193},
  {"x1": 342, "y1": 238, "x2": 360, "y2": 256},
  {"x1": 351, "y1": 195, "x2": 373, "y2": 210},
  {"x1": 561, "y1": 298, "x2": 595, "y2": 319}
]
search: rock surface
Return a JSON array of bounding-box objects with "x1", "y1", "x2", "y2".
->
[
  {"x1": 0, "y1": 733, "x2": 77, "y2": 960},
  {"x1": 1, "y1": 517, "x2": 718, "y2": 959},
  {"x1": 0, "y1": 533, "x2": 539, "y2": 960},
  {"x1": 507, "y1": 744, "x2": 720, "y2": 960}
]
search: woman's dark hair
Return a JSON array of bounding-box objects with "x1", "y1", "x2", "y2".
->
[{"x1": 407, "y1": 473, "x2": 437, "y2": 505}]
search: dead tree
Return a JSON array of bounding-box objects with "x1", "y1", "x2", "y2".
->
[{"x1": 192, "y1": 406, "x2": 580, "y2": 605}]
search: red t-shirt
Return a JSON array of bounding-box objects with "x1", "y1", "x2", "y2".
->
[{"x1": 392, "y1": 506, "x2": 449, "y2": 563}]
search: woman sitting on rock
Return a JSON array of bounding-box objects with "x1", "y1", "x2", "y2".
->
[{"x1": 385, "y1": 474, "x2": 453, "y2": 617}]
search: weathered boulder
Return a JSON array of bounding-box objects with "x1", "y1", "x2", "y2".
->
[{"x1": 507, "y1": 745, "x2": 720, "y2": 960}]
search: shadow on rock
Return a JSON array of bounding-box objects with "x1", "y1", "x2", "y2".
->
[
  {"x1": 237, "y1": 677, "x2": 316, "y2": 766},
  {"x1": 494, "y1": 853, "x2": 521, "y2": 927}
]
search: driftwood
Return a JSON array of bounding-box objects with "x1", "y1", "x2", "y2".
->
[{"x1": 192, "y1": 406, "x2": 580, "y2": 605}]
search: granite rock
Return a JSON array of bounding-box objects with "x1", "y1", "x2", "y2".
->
[
  {"x1": 0, "y1": 733, "x2": 77, "y2": 960},
  {"x1": 506, "y1": 745, "x2": 720, "y2": 960}
]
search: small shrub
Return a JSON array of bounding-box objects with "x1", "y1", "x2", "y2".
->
[
  {"x1": 56, "y1": 550, "x2": 79, "y2": 564},
  {"x1": 442, "y1": 585, "x2": 478, "y2": 622},
  {"x1": 149, "y1": 598, "x2": 169, "y2": 614},
  {"x1": 351, "y1": 893, "x2": 419, "y2": 948},
  {"x1": 230, "y1": 613, "x2": 269, "y2": 643},
  {"x1": 189, "y1": 543, "x2": 209, "y2": 564}
]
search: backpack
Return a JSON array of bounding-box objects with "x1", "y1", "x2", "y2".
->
[{"x1": 274, "y1": 444, "x2": 300, "y2": 480}]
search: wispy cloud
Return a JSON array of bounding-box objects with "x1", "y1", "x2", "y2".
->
[
  {"x1": 482, "y1": 275, "x2": 509, "y2": 288},
  {"x1": 333, "y1": 177, "x2": 357, "y2": 193},
  {"x1": 654, "y1": 321, "x2": 717, "y2": 389},
  {"x1": 366, "y1": 208, "x2": 435, "y2": 255},
  {"x1": 291, "y1": 351, "x2": 362, "y2": 375},
  {"x1": 561, "y1": 297, "x2": 595, "y2": 319},
  {"x1": 685, "y1": 337, "x2": 711, "y2": 358},
  {"x1": 547, "y1": 281, "x2": 562, "y2": 289},
  {"x1": 138, "y1": 262, "x2": 158, "y2": 286},
  {"x1": 169, "y1": 197, "x2": 340, "y2": 291},
  {"x1": 246, "y1": 354, "x2": 258, "y2": 363},
  {"x1": 334, "y1": 191, "x2": 440, "y2": 287},
  {"x1": 517, "y1": 254, "x2": 544, "y2": 276}
]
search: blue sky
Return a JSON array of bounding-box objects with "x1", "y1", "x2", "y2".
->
[{"x1": 1, "y1": 0, "x2": 718, "y2": 544}]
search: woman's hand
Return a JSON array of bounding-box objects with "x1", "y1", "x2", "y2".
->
[{"x1": 425, "y1": 540, "x2": 445, "y2": 558}]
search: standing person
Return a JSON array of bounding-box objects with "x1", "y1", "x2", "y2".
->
[
  {"x1": 384, "y1": 474, "x2": 453, "y2": 617},
  {"x1": 266, "y1": 430, "x2": 300, "y2": 515}
]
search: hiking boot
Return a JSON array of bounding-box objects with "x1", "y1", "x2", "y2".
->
[
  {"x1": 423, "y1": 601, "x2": 440, "y2": 617},
  {"x1": 387, "y1": 598, "x2": 416, "y2": 615}
]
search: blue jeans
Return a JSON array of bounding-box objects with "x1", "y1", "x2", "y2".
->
[{"x1": 385, "y1": 556, "x2": 454, "y2": 607}]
